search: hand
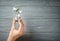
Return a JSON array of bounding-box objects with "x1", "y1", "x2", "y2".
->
[{"x1": 7, "y1": 17, "x2": 24, "y2": 41}]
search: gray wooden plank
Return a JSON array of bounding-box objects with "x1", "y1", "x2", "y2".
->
[{"x1": 0, "y1": 0, "x2": 60, "y2": 41}]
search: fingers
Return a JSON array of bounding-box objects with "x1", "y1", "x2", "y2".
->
[
  {"x1": 18, "y1": 17, "x2": 24, "y2": 32},
  {"x1": 11, "y1": 18, "x2": 16, "y2": 30},
  {"x1": 11, "y1": 17, "x2": 24, "y2": 33}
]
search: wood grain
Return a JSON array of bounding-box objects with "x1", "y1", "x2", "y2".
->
[{"x1": 0, "y1": 0, "x2": 60, "y2": 41}]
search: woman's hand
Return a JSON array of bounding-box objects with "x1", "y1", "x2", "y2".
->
[{"x1": 7, "y1": 17, "x2": 24, "y2": 41}]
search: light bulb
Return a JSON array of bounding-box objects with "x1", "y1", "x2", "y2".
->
[{"x1": 13, "y1": 7, "x2": 22, "y2": 22}]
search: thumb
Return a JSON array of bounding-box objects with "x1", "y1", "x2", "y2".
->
[{"x1": 11, "y1": 18, "x2": 16, "y2": 30}]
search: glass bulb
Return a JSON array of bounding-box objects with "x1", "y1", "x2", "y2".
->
[{"x1": 13, "y1": 7, "x2": 22, "y2": 22}]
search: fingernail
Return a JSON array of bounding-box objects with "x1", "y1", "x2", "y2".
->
[
  {"x1": 15, "y1": 17, "x2": 18, "y2": 22},
  {"x1": 18, "y1": 17, "x2": 21, "y2": 21}
]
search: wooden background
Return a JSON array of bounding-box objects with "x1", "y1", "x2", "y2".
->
[{"x1": 0, "y1": 0, "x2": 60, "y2": 41}]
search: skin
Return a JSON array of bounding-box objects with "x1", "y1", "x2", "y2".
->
[{"x1": 7, "y1": 17, "x2": 24, "y2": 41}]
